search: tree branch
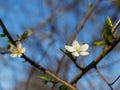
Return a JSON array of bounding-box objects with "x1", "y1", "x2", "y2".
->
[
  {"x1": 110, "y1": 75, "x2": 120, "y2": 85},
  {"x1": 51, "y1": 1, "x2": 101, "y2": 89},
  {"x1": 0, "y1": 19, "x2": 77, "y2": 90},
  {"x1": 70, "y1": 0, "x2": 100, "y2": 43},
  {"x1": 112, "y1": 19, "x2": 120, "y2": 33},
  {"x1": 60, "y1": 49, "x2": 84, "y2": 71},
  {"x1": 69, "y1": 21, "x2": 120, "y2": 85},
  {"x1": 95, "y1": 67, "x2": 113, "y2": 90}
]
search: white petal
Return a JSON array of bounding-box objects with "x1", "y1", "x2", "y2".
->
[
  {"x1": 72, "y1": 40, "x2": 80, "y2": 49},
  {"x1": 80, "y1": 51, "x2": 89, "y2": 56},
  {"x1": 21, "y1": 48, "x2": 26, "y2": 53},
  {"x1": 72, "y1": 52, "x2": 79, "y2": 57},
  {"x1": 18, "y1": 53, "x2": 22, "y2": 57},
  {"x1": 65, "y1": 45, "x2": 75, "y2": 52},
  {"x1": 81, "y1": 44, "x2": 89, "y2": 51},
  {"x1": 10, "y1": 53, "x2": 17, "y2": 58},
  {"x1": 9, "y1": 45, "x2": 14, "y2": 51},
  {"x1": 17, "y1": 43, "x2": 22, "y2": 50}
]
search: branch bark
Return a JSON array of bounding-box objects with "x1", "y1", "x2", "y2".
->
[
  {"x1": 69, "y1": 21, "x2": 120, "y2": 85},
  {"x1": 0, "y1": 19, "x2": 77, "y2": 90}
]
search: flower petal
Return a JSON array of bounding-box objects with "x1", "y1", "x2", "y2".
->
[
  {"x1": 9, "y1": 45, "x2": 14, "y2": 51},
  {"x1": 18, "y1": 53, "x2": 22, "y2": 57},
  {"x1": 65, "y1": 45, "x2": 75, "y2": 52},
  {"x1": 10, "y1": 53, "x2": 17, "y2": 58},
  {"x1": 80, "y1": 51, "x2": 89, "y2": 56},
  {"x1": 17, "y1": 43, "x2": 22, "y2": 50},
  {"x1": 81, "y1": 44, "x2": 89, "y2": 51},
  {"x1": 21, "y1": 48, "x2": 26, "y2": 53},
  {"x1": 72, "y1": 52, "x2": 79, "y2": 57},
  {"x1": 72, "y1": 40, "x2": 80, "y2": 49}
]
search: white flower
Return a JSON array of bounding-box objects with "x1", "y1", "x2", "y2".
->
[
  {"x1": 65, "y1": 40, "x2": 89, "y2": 56},
  {"x1": 9, "y1": 42, "x2": 26, "y2": 58}
]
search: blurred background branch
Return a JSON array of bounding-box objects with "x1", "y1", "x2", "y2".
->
[{"x1": 0, "y1": 0, "x2": 120, "y2": 90}]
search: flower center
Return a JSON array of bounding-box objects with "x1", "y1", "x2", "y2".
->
[
  {"x1": 16, "y1": 49, "x2": 22, "y2": 55},
  {"x1": 76, "y1": 48, "x2": 81, "y2": 53}
]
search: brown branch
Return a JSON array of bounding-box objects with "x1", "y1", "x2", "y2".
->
[
  {"x1": 95, "y1": 67, "x2": 120, "y2": 89},
  {"x1": 110, "y1": 75, "x2": 120, "y2": 85},
  {"x1": 112, "y1": 19, "x2": 120, "y2": 33},
  {"x1": 69, "y1": 20, "x2": 120, "y2": 85},
  {"x1": 69, "y1": 0, "x2": 100, "y2": 43},
  {"x1": 54, "y1": 0, "x2": 101, "y2": 75},
  {"x1": 0, "y1": 47, "x2": 11, "y2": 54},
  {"x1": 0, "y1": 19, "x2": 77, "y2": 90},
  {"x1": 51, "y1": 0, "x2": 101, "y2": 89},
  {"x1": 95, "y1": 67, "x2": 113, "y2": 90},
  {"x1": 50, "y1": 54, "x2": 66, "y2": 90},
  {"x1": 0, "y1": 19, "x2": 16, "y2": 46},
  {"x1": 25, "y1": 68, "x2": 35, "y2": 90},
  {"x1": 60, "y1": 49, "x2": 84, "y2": 71},
  {"x1": 70, "y1": 34, "x2": 120, "y2": 85}
]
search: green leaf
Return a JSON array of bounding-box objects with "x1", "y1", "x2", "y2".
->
[
  {"x1": 102, "y1": 46, "x2": 108, "y2": 57},
  {"x1": 59, "y1": 85, "x2": 67, "y2": 90},
  {"x1": 6, "y1": 44, "x2": 11, "y2": 49},
  {"x1": 6, "y1": 40, "x2": 12, "y2": 49},
  {"x1": 39, "y1": 75, "x2": 52, "y2": 84},
  {"x1": 18, "y1": 31, "x2": 28, "y2": 41},
  {"x1": 93, "y1": 40, "x2": 105, "y2": 46},
  {"x1": 102, "y1": 16, "x2": 114, "y2": 44},
  {"x1": 81, "y1": 65, "x2": 85, "y2": 69},
  {"x1": 88, "y1": 3, "x2": 92, "y2": 9},
  {"x1": 0, "y1": 34, "x2": 6, "y2": 37},
  {"x1": 106, "y1": 16, "x2": 113, "y2": 27},
  {"x1": 7, "y1": 40, "x2": 12, "y2": 46}
]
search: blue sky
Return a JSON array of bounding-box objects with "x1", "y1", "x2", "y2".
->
[{"x1": 0, "y1": 0, "x2": 120, "y2": 90}]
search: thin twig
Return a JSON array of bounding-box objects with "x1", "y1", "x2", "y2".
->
[
  {"x1": 0, "y1": 47, "x2": 11, "y2": 54},
  {"x1": 69, "y1": 0, "x2": 100, "y2": 43},
  {"x1": 110, "y1": 75, "x2": 120, "y2": 85},
  {"x1": 60, "y1": 49, "x2": 84, "y2": 71},
  {"x1": 112, "y1": 19, "x2": 120, "y2": 33},
  {"x1": 69, "y1": 20, "x2": 120, "y2": 85},
  {"x1": 51, "y1": 0, "x2": 101, "y2": 89},
  {"x1": 95, "y1": 67, "x2": 113, "y2": 90},
  {"x1": 25, "y1": 68, "x2": 35, "y2": 90},
  {"x1": 0, "y1": 19, "x2": 77, "y2": 90}
]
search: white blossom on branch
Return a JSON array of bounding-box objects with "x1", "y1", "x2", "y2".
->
[
  {"x1": 65, "y1": 40, "x2": 89, "y2": 56},
  {"x1": 9, "y1": 42, "x2": 26, "y2": 58}
]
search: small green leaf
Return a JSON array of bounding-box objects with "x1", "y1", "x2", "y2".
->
[
  {"x1": 102, "y1": 46, "x2": 108, "y2": 57},
  {"x1": 88, "y1": 3, "x2": 92, "y2": 9},
  {"x1": 39, "y1": 75, "x2": 52, "y2": 84},
  {"x1": 59, "y1": 85, "x2": 67, "y2": 90},
  {"x1": 93, "y1": 40, "x2": 105, "y2": 46},
  {"x1": 81, "y1": 65, "x2": 85, "y2": 69},
  {"x1": 18, "y1": 31, "x2": 28, "y2": 41},
  {"x1": 6, "y1": 44, "x2": 11, "y2": 49},
  {"x1": 6, "y1": 40, "x2": 12, "y2": 49},
  {"x1": 102, "y1": 16, "x2": 114, "y2": 44},
  {"x1": 0, "y1": 34, "x2": 6, "y2": 37},
  {"x1": 107, "y1": 16, "x2": 113, "y2": 27},
  {"x1": 7, "y1": 40, "x2": 12, "y2": 46}
]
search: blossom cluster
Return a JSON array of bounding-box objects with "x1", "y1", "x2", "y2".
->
[{"x1": 65, "y1": 40, "x2": 89, "y2": 57}]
